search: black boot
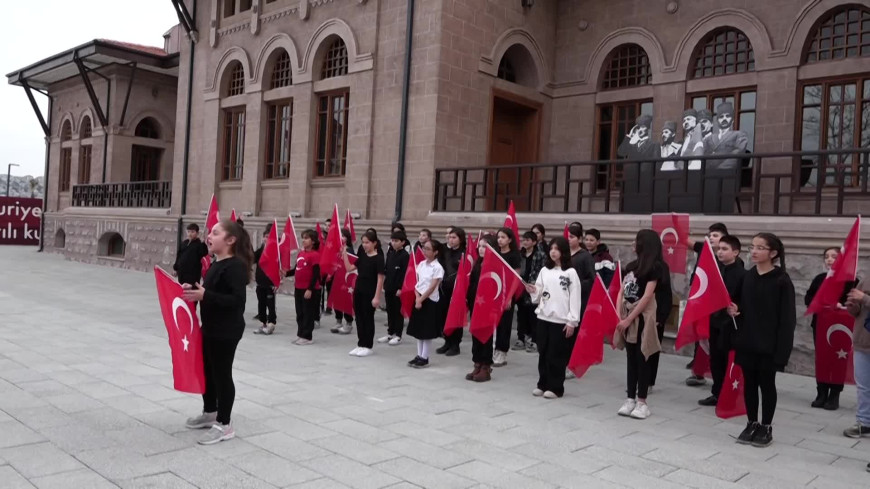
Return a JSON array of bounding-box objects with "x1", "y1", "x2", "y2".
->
[
  {"x1": 811, "y1": 385, "x2": 828, "y2": 408},
  {"x1": 824, "y1": 390, "x2": 840, "y2": 411},
  {"x1": 435, "y1": 342, "x2": 451, "y2": 355}
]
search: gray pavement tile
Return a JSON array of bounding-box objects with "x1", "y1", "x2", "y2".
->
[
  {"x1": 510, "y1": 442, "x2": 610, "y2": 474},
  {"x1": 379, "y1": 437, "x2": 472, "y2": 470},
  {"x1": 14, "y1": 379, "x2": 77, "y2": 398},
  {"x1": 273, "y1": 402, "x2": 346, "y2": 425},
  {"x1": 100, "y1": 394, "x2": 168, "y2": 416},
  {"x1": 447, "y1": 460, "x2": 557, "y2": 489},
  {"x1": 321, "y1": 419, "x2": 402, "y2": 445},
  {"x1": 75, "y1": 381, "x2": 137, "y2": 400},
  {"x1": 230, "y1": 451, "x2": 322, "y2": 487},
  {"x1": 37, "y1": 422, "x2": 122, "y2": 453},
  {"x1": 664, "y1": 469, "x2": 745, "y2": 489},
  {"x1": 73, "y1": 447, "x2": 168, "y2": 480},
  {"x1": 575, "y1": 445, "x2": 678, "y2": 478},
  {"x1": 517, "y1": 462, "x2": 625, "y2": 489},
  {"x1": 0, "y1": 420, "x2": 46, "y2": 448},
  {"x1": 106, "y1": 424, "x2": 190, "y2": 456},
  {"x1": 116, "y1": 472, "x2": 199, "y2": 489},
  {"x1": 381, "y1": 421, "x2": 465, "y2": 447},
  {"x1": 313, "y1": 434, "x2": 401, "y2": 466},
  {"x1": 42, "y1": 392, "x2": 105, "y2": 414},
  {"x1": 245, "y1": 432, "x2": 332, "y2": 462},
  {"x1": 442, "y1": 439, "x2": 539, "y2": 472},
  {"x1": 2, "y1": 404, "x2": 74, "y2": 430},
  {"x1": 0, "y1": 465, "x2": 37, "y2": 489},
  {"x1": 374, "y1": 457, "x2": 479, "y2": 489},
  {"x1": 30, "y1": 468, "x2": 119, "y2": 489},
  {"x1": 594, "y1": 465, "x2": 687, "y2": 489},
  {"x1": 0, "y1": 442, "x2": 85, "y2": 479},
  {"x1": 301, "y1": 454, "x2": 401, "y2": 489},
  {"x1": 263, "y1": 415, "x2": 337, "y2": 441},
  {"x1": 285, "y1": 478, "x2": 352, "y2": 489}
]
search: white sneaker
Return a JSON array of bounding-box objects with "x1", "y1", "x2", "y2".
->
[
  {"x1": 617, "y1": 398, "x2": 637, "y2": 417},
  {"x1": 388, "y1": 336, "x2": 402, "y2": 346},
  {"x1": 630, "y1": 402, "x2": 650, "y2": 420},
  {"x1": 349, "y1": 347, "x2": 362, "y2": 356},
  {"x1": 565, "y1": 369, "x2": 576, "y2": 379},
  {"x1": 331, "y1": 322, "x2": 344, "y2": 334},
  {"x1": 355, "y1": 348, "x2": 373, "y2": 357},
  {"x1": 314, "y1": 321, "x2": 321, "y2": 329},
  {"x1": 337, "y1": 324, "x2": 353, "y2": 335},
  {"x1": 543, "y1": 391, "x2": 559, "y2": 399},
  {"x1": 198, "y1": 423, "x2": 235, "y2": 445},
  {"x1": 296, "y1": 338, "x2": 313, "y2": 346},
  {"x1": 493, "y1": 351, "x2": 507, "y2": 367},
  {"x1": 377, "y1": 335, "x2": 393, "y2": 344},
  {"x1": 532, "y1": 388, "x2": 544, "y2": 397}
]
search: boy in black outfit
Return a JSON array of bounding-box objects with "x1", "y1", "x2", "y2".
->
[
  {"x1": 174, "y1": 223, "x2": 209, "y2": 286},
  {"x1": 253, "y1": 223, "x2": 277, "y2": 335},
  {"x1": 699, "y1": 235, "x2": 746, "y2": 406},
  {"x1": 514, "y1": 231, "x2": 546, "y2": 353},
  {"x1": 380, "y1": 231, "x2": 410, "y2": 344}
]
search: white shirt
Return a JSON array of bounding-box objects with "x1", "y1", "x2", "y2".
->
[
  {"x1": 415, "y1": 259, "x2": 444, "y2": 302},
  {"x1": 530, "y1": 267, "x2": 582, "y2": 327}
]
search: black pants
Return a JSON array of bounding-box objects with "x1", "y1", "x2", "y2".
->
[
  {"x1": 537, "y1": 320, "x2": 575, "y2": 396},
  {"x1": 335, "y1": 309, "x2": 353, "y2": 324},
  {"x1": 625, "y1": 318, "x2": 650, "y2": 399},
  {"x1": 256, "y1": 286, "x2": 276, "y2": 324},
  {"x1": 295, "y1": 288, "x2": 321, "y2": 340},
  {"x1": 385, "y1": 292, "x2": 404, "y2": 337},
  {"x1": 743, "y1": 366, "x2": 777, "y2": 425},
  {"x1": 472, "y1": 335, "x2": 493, "y2": 365},
  {"x1": 202, "y1": 337, "x2": 240, "y2": 425},
  {"x1": 811, "y1": 325, "x2": 844, "y2": 394},
  {"x1": 709, "y1": 326, "x2": 729, "y2": 397},
  {"x1": 647, "y1": 322, "x2": 666, "y2": 386},
  {"x1": 517, "y1": 301, "x2": 537, "y2": 343},
  {"x1": 442, "y1": 287, "x2": 463, "y2": 347},
  {"x1": 354, "y1": 292, "x2": 376, "y2": 348},
  {"x1": 494, "y1": 305, "x2": 515, "y2": 353}
]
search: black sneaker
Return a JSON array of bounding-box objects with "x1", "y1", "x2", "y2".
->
[
  {"x1": 844, "y1": 423, "x2": 870, "y2": 438},
  {"x1": 866, "y1": 461, "x2": 870, "y2": 473},
  {"x1": 253, "y1": 314, "x2": 261, "y2": 321},
  {"x1": 751, "y1": 425, "x2": 773, "y2": 447},
  {"x1": 445, "y1": 346, "x2": 460, "y2": 357},
  {"x1": 412, "y1": 358, "x2": 430, "y2": 369},
  {"x1": 407, "y1": 356, "x2": 422, "y2": 367},
  {"x1": 698, "y1": 395, "x2": 718, "y2": 407},
  {"x1": 435, "y1": 343, "x2": 451, "y2": 355},
  {"x1": 736, "y1": 421, "x2": 760, "y2": 445}
]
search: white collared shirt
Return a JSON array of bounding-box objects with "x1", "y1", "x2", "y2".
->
[{"x1": 415, "y1": 259, "x2": 444, "y2": 302}]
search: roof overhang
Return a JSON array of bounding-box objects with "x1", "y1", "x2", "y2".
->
[{"x1": 6, "y1": 39, "x2": 179, "y2": 90}]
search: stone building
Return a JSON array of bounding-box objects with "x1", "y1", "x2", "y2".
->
[{"x1": 8, "y1": 0, "x2": 870, "y2": 372}]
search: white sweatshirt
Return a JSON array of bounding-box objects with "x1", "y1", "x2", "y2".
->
[{"x1": 530, "y1": 266, "x2": 582, "y2": 327}]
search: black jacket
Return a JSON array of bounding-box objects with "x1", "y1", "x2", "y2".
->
[
  {"x1": 805, "y1": 272, "x2": 857, "y2": 332},
  {"x1": 201, "y1": 256, "x2": 249, "y2": 341},
  {"x1": 174, "y1": 238, "x2": 208, "y2": 284},
  {"x1": 570, "y1": 249, "x2": 595, "y2": 315},
  {"x1": 467, "y1": 259, "x2": 482, "y2": 311},
  {"x1": 442, "y1": 247, "x2": 464, "y2": 297},
  {"x1": 711, "y1": 260, "x2": 746, "y2": 349},
  {"x1": 655, "y1": 261, "x2": 673, "y2": 326},
  {"x1": 253, "y1": 244, "x2": 274, "y2": 288},
  {"x1": 731, "y1": 266, "x2": 796, "y2": 367},
  {"x1": 384, "y1": 248, "x2": 410, "y2": 294}
]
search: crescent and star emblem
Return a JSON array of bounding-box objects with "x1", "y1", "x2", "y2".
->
[
  {"x1": 728, "y1": 362, "x2": 739, "y2": 390},
  {"x1": 171, "y1": 297, "x2": 195, "y2": 352},
  {"x1": 826, "y1": 323, "x2": 853, "y2": 359},
  {"x1": 689, "y1": 268, "x2": 708, "y2": 301},
  {"x1": 486, "y1": 271, "x2": 503, "y2": 299}
]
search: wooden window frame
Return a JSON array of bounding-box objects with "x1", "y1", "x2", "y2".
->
[
  {"x1": 690, "y1": 28, "x2": 755, "y2": 79},
  {"x1": 601, "y1": 44, "x2": 652, "y2": 91},
  {"x1": 313, "y1": 90, "x2": 350, "y2": 179},
  {"x1": 270, "y1": 51, "x2": 293, "y2": 89},
  {"x1": 593, "y1": 99, "x2": 653, "y2": 190},
  {"x1": 804, "y1": 6, "x2": 870, "y2": 64},
  {"x1": 78, "y1": 145, "x2": 92, "y2": 184},
  {"x1": 320, "y1": 39, "x2": 349, "y2": 80},
  {"x1": 223, "y1": 0, "x2": 252, "y2": 19},
  {"x1": 221, "y1": 107, "x2": 246, "y2": 182},
  {"x1": 59, "y1": 147, "x2": 72, "y2": 192},
  {"x1": 264, "y1": 100, "x2": 293, "y2": 180},
  {"x1": 227, "y1": 63, "x2": 245, "y2": 97}
]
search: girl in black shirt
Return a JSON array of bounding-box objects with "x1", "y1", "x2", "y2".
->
[
  {"x1": 437, "y1": 227, "x2": 467, "y2": 356},
  {"x1": 343, "y1": 230, "x2": 385, "y2": 357},
  {"x1": 182, "y1": 219, "x2": 252, "y2": 445},
  {"x1": 806, "y1": 247, "x2": 844, "y2": 410},
  {"x1": 728, "y1": 233, "x2": 795, "y2": 448},
  {"x1": 493, "y1": 228, "x2": 522, "y2": 367},
  {"x1": 329, "y1": 228, "x2": 356, "y2": 334},
  {"x1": 467, "y1": 235, "x2": 498, "y2": 382}
]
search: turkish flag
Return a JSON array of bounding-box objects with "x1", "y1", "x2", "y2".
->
[
  {"x1": 675, "y1": 238, "x2": 731, "y2": 350},
  {"x1": 563, "y1": 221, "x2": 570, "y2": 239},
  {"x1": 316, "y1": 222, "x2": 324, "y2": 242},
  {"x1": 652, "y1": 213, "x2": 689, "y2": 275},
  {"x1": 200, "y1": 256, "x2": 211, "y2": 280},
  {"x1": 504, "y1": 201, "x2": 519, "y2": 240},
  {"x1": 607, "y1": 261, "x2": 622, "y2": 307},
  {"x1": 258, "y1": 219, "x2": 282, "y2": 287},
  {"x1": 815, "y1": 307, "x2": 856, "y2": 385},
  {"x1": 278, "y1": 214, "x2": 299, "y2": 272},
  {"x1": 716, "y1": 350, "x2": 746, "y2": 419},
  {"x1": 154, "y1": 267, "x2": 205, "y2": 394},
  {"x1": 444, "y1": 251, "x2": 473, "y2": 336},
  {"x1": 807, "y1": 216, "x2": 860, "y2": 315},
  {"x1": 229, "y1": 209, "x2": 237, "y2": 222},
  {"x1": 320, "y1": 205, "x2": 344, "y2": 276},
  {"x1": 467, "y1": 233, "x2": 479, "y2": 262},
  {"x1": 343, "y1": 209, "x2": 357, "y2": 243},
  {"x1": 400, "y1": 250, "x2": 419, "y2": 319},
  {"x1": 205, "y1": 193, "x2": 220, "y2": 235},
  {"x1": 568, "y1": 275, "x2": 620, "y2": 378},
  {"x1": 469, "y1": 243, "x2": 523, "y2": 343},
  {"x1": 327, "y1": 254, "x2": 358, "y2": 316},
  {"x1": 692, "y1": 336, "x2": 712, "y2": 378}
]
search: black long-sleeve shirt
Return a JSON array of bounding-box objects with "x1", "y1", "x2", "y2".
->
[
  {"x1": 732, "y1": 266, "x2": 796, "y2": 367},
  {"x1": 570, "y1": 248, "x2": 595, "y2": 315},
  {"x1": 174, "y1": 238, "x2": 208, "y2": 284},
  {"x1": 384, "y1": 248, "x2": 409, "y2": 294},
  {"x1": 201, "y1": 256, "x2": 248, "y2": 341}
]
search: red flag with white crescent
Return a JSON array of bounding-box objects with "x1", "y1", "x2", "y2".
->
[
  {"x1": 444, "y1": 251, "x2": 471, "y2": 336},
  {"x1": 200, "y1": 256, "x2": 211, "y2": 280},
  {"x1": 343, "y1": 209, "x2": 357, "y2": 243},
  {"x1": 320, "y1": 205, "x2": 343, "y2": 276},
  {"x1": 807, "y1": 216, "x2": 860, "y2": 315},
  {"x1": 504, "y1": 201, "x2": 519, "y2": 240},
  {"x1": 715, "y1": 350, "x2": 746, "y2": 419},
  {"x1": 467, "y1": 233, "x2": 479, "y2": 262},
  {"x1": 607, "y1": 261, "x2": 621, "y2": 307},
  {"x1": 278, "y1": 214, "x2": 299, "y2": 272},
  {"x1": 229, "y1": 209, "x2": 238, "y2": 222},
  {"x1": 400, "y1": 249, "x2": 418, "y2": 319},
  {"x1": 652, "y1": 213, "x2": 689, "y2": 275},
  {"x1": 815, "y1": 307, "x2": 856, "y2": 385},
  {"x1": 258, "y1": 219, "x2": 282, "y2": 286},
  {"x1": 327, "y1": 254, "x2": 358, "y2": 316},
  {"x1": 563, "y1": 221, "x2": 570, "y2": 239},
  {"x1": 469, "y1": 243, "x2": 523, "y2": 343},
  {"x1": 154, "y1": 266, "x2": 205, "y2": 394},
  {"x1": 675, "y1": 238, "x2": 731, "y2": 351},
  {"x1": 568, "y1": 275, "x2": 620, "y2": 378},
  {"x1": 205, "y1": 193, "x2": 219, "y2": 235}
]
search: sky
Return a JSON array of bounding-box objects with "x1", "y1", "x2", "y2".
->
[{"x1": 1, "y1": 1, "x2": 179, "y2": 177}]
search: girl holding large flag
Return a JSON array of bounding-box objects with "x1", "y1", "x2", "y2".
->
[
  {"x1": 614, "y1": 229, "x2": 663, "y2": 420},
  {"x1": 466, "y1": 235, "x2": 498, "y2": 382},
  {"x1": 437, "y1": 227, "x2": 467, "y2": 356},
  {"x1": 343, "y1": 230, "x2": 385, "y2": 357},
  {"x1": 493, "y1": 228, "x2": 523, "y2": 366},
  {"x1": 330, "y1": 228, "x2": 356, "y2": 335},
  {"x1": 806, "y1": 247, "x2": 844, "y2": 410},
  {"x1": 727, "y1": 233, "x2": 795, "y2": 448},
  {"x1": 406, "y1": 240, "x2": 445, "y2": 368},
  {"x1": 524, "y1": 237, "x2": 581, "y2": 399},
  {"x1": 182, "y1": 219, "x2": 252, "y2": 445}
]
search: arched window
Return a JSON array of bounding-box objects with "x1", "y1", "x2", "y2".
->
[
  {"x1": 497, "y1": 58, "x2": 516, "y2": 83},
  {"x1": 80, "y1": 117, "x2": 92, "y2": 138},
  {"x1": 135, "y1": 118, "x2": 160, "y2": 139},
  {"x1": 61, "y1": 120, "x2": 73, "y2": 141},
  {"x1": 99, "y1": 232, "x2": 125, "y2": 258},
  {"x1": 54, "y1": 228, "x2": 66, "y2": 249},
  {"x1": 496, "y1": 44, "x2": 539, "y2": 88},
  {"x1": 226, "y1": 62, "x2": 245, "y2": 96},
  {"x1": 270, "y1": 50, "x2": 293, "y2": 89},
  {"x1": 691, "y1": 28, "x2": 755, "y2": 78},
  {"x1": 601, "y1": 44, "x2": 652, "y2": 90},
  {"x1": 320, "y1": 37, "x2": 348, "y2": 80},
  {"x1": 804, "y1": 5, "x2": 870, "y2": 63}
]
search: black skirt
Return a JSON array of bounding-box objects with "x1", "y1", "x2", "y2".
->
[{"x1": 407, "y1": 298, "x2": 441, "y2": 340}]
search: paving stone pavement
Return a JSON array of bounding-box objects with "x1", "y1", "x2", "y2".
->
[{"x1": 1, "y1": 245, "x2": 869, "y2": 488}]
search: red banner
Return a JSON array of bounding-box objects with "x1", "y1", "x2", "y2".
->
[
  {"x1": 716, "y1": 350, "x2": 746, "y2": 419},
  {"x1": 652, "y1": 213, "x2": 689, "y2": 275},
  {"x1": 154, "y1": 266, "x2": 205, "y2": 394},
  {"x1": 815, "y1": 308, "x2": 856, "y2": 385},
  {"x1": 327, "y1": 254, "x2": 358, "y2": 316},
  {"x1": 0, "y1": 197, "x2": 42, "y2": 245}
]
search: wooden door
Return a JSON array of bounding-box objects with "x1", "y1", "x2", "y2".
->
[{"x1": 487, "y1": 92, "x2": 540, "y2": 211}]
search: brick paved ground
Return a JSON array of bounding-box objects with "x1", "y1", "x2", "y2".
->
[{"x1": 1, "y1": 246, "x2": 868, "y2": 488}]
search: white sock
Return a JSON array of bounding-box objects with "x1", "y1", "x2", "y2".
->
[
  {"x1": 417, "y1": 340, "x2": 423, "y2": 357},
  {"x1": 420, "y1": 339, "x2": 431, "y2": 360}
]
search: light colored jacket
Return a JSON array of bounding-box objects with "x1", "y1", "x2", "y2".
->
[
  {"x1": 614, "y1": 298, "x2": 662, "y2": 360},
  {"x1": 530, "y1": 267, "x2": 582, "y2": 328},
  {"x1": 848, "y1": 281, "x2": 870, "y2": 353}
]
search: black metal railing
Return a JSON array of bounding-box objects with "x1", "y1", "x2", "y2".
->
[
  {"x1": 433, "y1": 149, "x2": 870, "y2": 216},
  {"x1": 72, "y1": 180, "x2": 172, "y2": 208}
]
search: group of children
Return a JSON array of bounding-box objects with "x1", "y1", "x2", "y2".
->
[{"x1": 176, "y1": 216, "x2": 868, "y2": 454}]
